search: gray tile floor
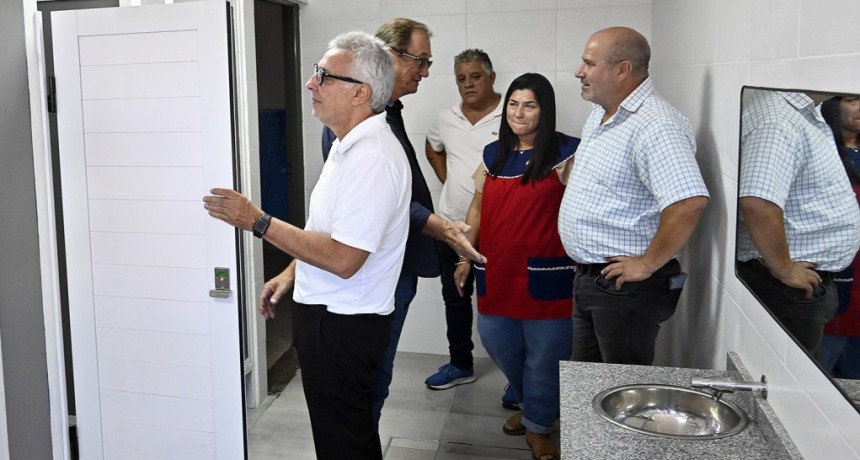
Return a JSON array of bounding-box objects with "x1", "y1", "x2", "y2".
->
[{"x1": 246, "y1": 352, "x2": 560, "y2": 459}]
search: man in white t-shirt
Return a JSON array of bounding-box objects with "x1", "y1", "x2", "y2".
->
[
  {"x1": 423, "y1": 49, "x2": 505, "y2": 396},
  {"x1": 204, "y1": 32, "x2": 408, "y2": 460}
]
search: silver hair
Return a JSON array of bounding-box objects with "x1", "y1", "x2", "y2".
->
[
  {"x1": 454, "y1": 48, "x2": 493, "y2": 74},
  {"x1": 328, "y1": 31, "x2": 394, "y2": 113}
]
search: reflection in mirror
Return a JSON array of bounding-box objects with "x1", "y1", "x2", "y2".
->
[{"x1": 735, "y1": 87, "x2": 860, "y2": 411}]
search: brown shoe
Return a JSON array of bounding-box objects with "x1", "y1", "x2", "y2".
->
[
  {"x1": 502, "y1": 411, "x2": 526, "y2": 435},
  {"x1": 525, "y1": 429, "x2": 558, "y2": 460}
]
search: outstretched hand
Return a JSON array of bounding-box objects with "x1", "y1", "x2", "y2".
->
[
  {"x1": 442, "y1": 220, "x2": 486, "y2": 264},
  {"x1": 203, "y1": 188, "x2": 262, "y2": 231}
]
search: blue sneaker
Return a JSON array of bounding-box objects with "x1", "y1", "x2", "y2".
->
[
  {"x1": 424, "y1": 363, "x2": 476, "y2": 390},
  {"x1": 501, "y1": 384, "x2": 519, "y2": 410}
]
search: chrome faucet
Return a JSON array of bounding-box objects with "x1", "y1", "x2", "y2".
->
[{"x1": 690, "y1": 375, "x2": 768, "y2": 400}]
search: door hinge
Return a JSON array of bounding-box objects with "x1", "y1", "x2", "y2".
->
[{"x1": 47, "y1": 76, "x2": 57, "y2": 113}]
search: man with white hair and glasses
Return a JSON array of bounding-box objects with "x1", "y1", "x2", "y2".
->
[{"x1": 204, "y1": 31, "x2": 407, "y2": 459}]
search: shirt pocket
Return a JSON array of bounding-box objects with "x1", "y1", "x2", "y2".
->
[{"x1": 527, "y1": 257, "x2": 575, "y2": 301}]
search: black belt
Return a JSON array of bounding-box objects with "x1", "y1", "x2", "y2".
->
[
  {"x1": 739, "y1": 259, "x2": 834, "y2": 281},
  {"x1": 297, "y1": 302, "x2": 388, "y2": 318},
  {"x1": 577, "y1": 259, "x2": 681, "y2": 277},
  {"x1": 577, "y1": 263, "x2": 609, "y2": 275}
]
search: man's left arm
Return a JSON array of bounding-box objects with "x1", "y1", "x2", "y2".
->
[
  {"x1": 603, "y1": 119, "x2": 708, "y2": 287},
  {"x1": 603, "y1": 196, "x2": 708, "y2": 288}
]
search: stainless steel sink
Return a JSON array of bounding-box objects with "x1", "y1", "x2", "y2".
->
[{"x1": 592, "y1": 384, "x2": 749, "y2": 440}]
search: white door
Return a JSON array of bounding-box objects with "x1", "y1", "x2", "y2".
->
[{"x1": 52, "y1": 2, "x2": 245, "y2": 458}]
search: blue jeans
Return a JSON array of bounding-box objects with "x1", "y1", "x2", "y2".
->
[
  {"x1": 370, "y1": 272, "x2": 418, "y2": 429},
  {"x1": 820, "y1": 335, "x2": 860, "y2": 379},
  {"x1": 477, "y1": 313, "x2": 572, "y2": 434}
]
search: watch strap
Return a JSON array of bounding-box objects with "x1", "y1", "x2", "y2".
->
[{"x1": 252, "y1": 213, "x2": 272, "y2": 238}]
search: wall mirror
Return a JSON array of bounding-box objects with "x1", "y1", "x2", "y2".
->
[{"x1": 735, "y1": 86, "x2": 860, "y2": 412}]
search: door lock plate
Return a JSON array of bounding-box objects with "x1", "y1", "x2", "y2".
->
[{"x1": 209, "y1": 267, "x2": 232, "y2": 298}]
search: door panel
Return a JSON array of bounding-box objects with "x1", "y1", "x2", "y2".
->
[{"x1": 52, "y1": 2, "x2": 244, "y2": 458}]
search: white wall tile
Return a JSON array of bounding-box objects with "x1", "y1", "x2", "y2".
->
[
  {"x1": 466, "y1": 11, "x2": 557, "y2": 73},
  {"x1": 300, "y1": 0, "x2": 383, "y2": 24},
  {"x1": 383, "y1": 0, "x2": 466, "y2": 17},
  {"x1": 786, "y1": 342, "x2": 860, "y2": 454},
  {"x1": 747, "y1": 59, "x2": 802, "y2": 90},
  {"x1": 791, "y1": 55, "x2": 860, "y2": 95},
  {"x1": 799, "y1": 0, "x2": 860, "y2": 57},
  {"x1": 554, "y1": 71, "x2": 592, "y2": 137},
  {"x1": 778, "y1": 368, "x2": 858, "y2": 459},
  {"x1": 468, "y1": 0, "x2": 556, "y2": 13},
  {"x1": 412, "y1": 14, "x2": 466, "y2": 76},
  {"x1": 555, "y1": 5, "x2": 652, "y2": 71},
  {"x1": 714, "y1": 0, "x2": 754, "y2": 63},
  {"x1": 748, "y1": 0, "x2": 800, "y2": 62},
  {"x1": 558, "y1": 0, "x2": 651, "y2": 7},
  {"x1": 651, "y1": 0, "x2": 717, "y2": 67}
]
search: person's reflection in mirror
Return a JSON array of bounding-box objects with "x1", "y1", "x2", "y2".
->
[
  {"x1": 737, "y1": 90, "x2": 860, "y2": 358},
  {"x1": 820, "y1": 95, "x2": 860, "y2": 378}
]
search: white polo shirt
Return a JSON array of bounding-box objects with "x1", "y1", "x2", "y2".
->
[
  {"x1": 293, "y1": 112, "x2": 411, "y2": 315},
  {"x1": 426, "y1": 99, "x2": 502, "y2": 221}
]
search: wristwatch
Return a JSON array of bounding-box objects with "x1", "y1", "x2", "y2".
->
[{"x1": 252, "y1": 213, "x2": 272, "y2": 238}]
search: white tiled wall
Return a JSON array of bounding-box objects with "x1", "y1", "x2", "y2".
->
[
  {"x1": 298, "y1": 0, "x2": 653, "y2": 360},
  {"x1": 650, "y1": 0, "x2": 860, "y2": 458}
]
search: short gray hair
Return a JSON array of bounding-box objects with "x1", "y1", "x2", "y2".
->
[
  {"x1": 454, "y1": 48, "x2": 493, "y2": 74},
  {"x1": 328, "y1": 31, "x2": 394, "y2": 113}
]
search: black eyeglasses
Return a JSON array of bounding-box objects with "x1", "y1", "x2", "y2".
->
[
  {"x1": 313, "y1": 63, "x2": 365, "y2": 86},
  {"x1": 394, "y1": 48, "x2": 433, "y2": 70}
]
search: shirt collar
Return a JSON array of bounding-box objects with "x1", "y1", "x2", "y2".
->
[
  {"x1": 332, "y1": 112, "x2": 388, "y2": 156},
  {"x1": 455, "y1": 97, "x2": 504, "y2": 123},
  {"x1": 777, "y1": 91, "x2": 824, "y2": 122},
  {"x1": 618, "y1": 77, "x2": 654, "y2": 115},
  {"x1": 593, "y1": 77, "x2": 653, "y2": 125}
]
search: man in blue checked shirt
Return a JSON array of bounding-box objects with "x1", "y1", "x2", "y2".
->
[
  {"x1": 736, "y1": 89, "x2": 860, "y2": 357},
  {"x1": 558, "y1": 27, "x2": 709, "y2": 365}
]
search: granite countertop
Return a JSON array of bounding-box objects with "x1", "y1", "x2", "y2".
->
[{"x1": 560, "y1": 361, "x2": 781, "y2": 459}]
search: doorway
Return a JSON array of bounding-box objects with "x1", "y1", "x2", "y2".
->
[{"x1": 253, "y1": 0, "x2": 304, "y2": 391}]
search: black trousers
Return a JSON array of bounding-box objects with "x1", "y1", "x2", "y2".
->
[
  {"x1": 437, "y1": 240, "x2": 475, "y2": 369},
  {"x1": 293, "y1": 303, "x2": 392, "y2": 460},
  {"x1": 737, "y1": 259, "x2": 838, "y2": 357},
  {"x1": 572, "y1": 259, "x2": 682, "y2": 365}
]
